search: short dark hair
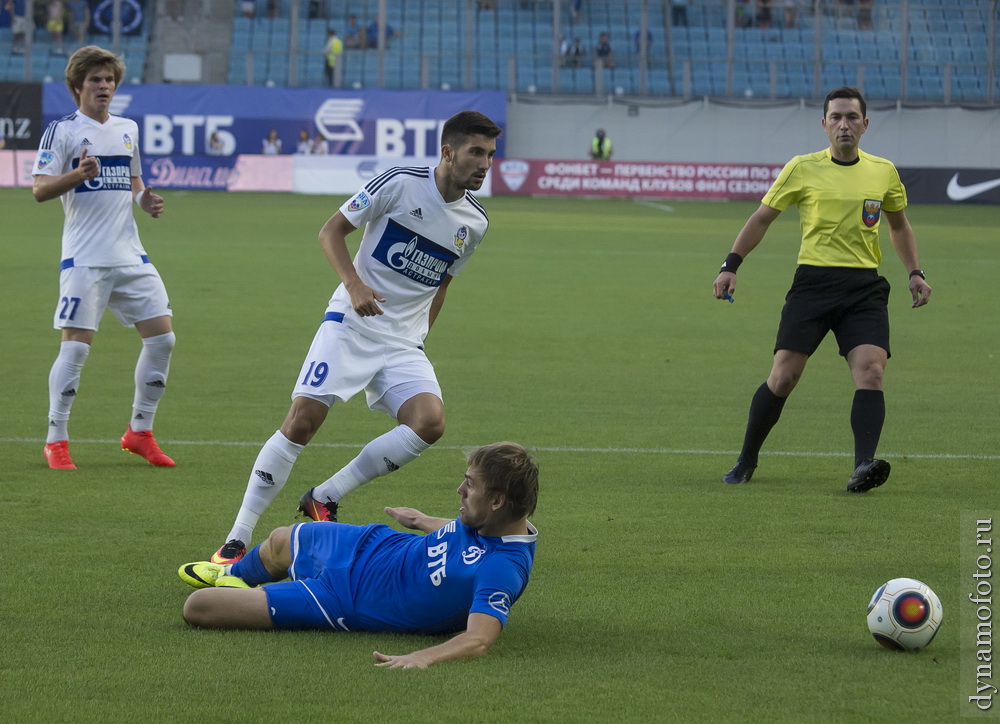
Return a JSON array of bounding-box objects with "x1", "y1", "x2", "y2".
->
[
  {"x1": 65, "y1": 46, "x2": 125, "y2": 107},
  {"x1": 824, "y1": 86, "x2": 867, "y2": 118},
  {"x1": 441, "y1": 110, "x2": 502, "y2": 149},
  {"x1": 467, "y1": 442, "x2": 538, "y2": 520}
]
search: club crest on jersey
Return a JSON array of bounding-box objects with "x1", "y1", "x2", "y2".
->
[
  {"x1": 348, "y1": 191, "x2": 371, "y2": 212},
  {"x1": 453, "y1": 225, "x2": 469, "y2": 251},
  {"x1": 122, "y1": 133, "x2": 133, "y2": 151},
  {"x1": 462, "y1": 546, "x2": 486, "y2": 565},
  {"x1": 36, "y1": 151, "x2": 54, "y2": 170},
  {"x1": 862, "y1": 199, "x2": 882, "y2": 227}
]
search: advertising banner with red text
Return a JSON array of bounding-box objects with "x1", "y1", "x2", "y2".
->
[{"x1": 492, "y1": 159, "x2": 785, "y2": 201}]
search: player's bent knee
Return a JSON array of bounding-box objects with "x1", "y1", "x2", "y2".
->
[
  {"x1": 412, "y1": 416, "x2": 445, "y2": 444},
  {"x1": 183, "y1": 589, "x2": 215, "y2": 627},
  {"x1": 260, "y1": 525, "x2": 294, "y2": 572},
  {"x1": 281, "y1": 399, "x2": 329, "y2": 444}
]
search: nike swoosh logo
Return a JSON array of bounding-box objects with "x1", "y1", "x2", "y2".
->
[
  {"x1": 946, "y1": 173, "x2": 1000, "y2": 201},
  {"x1": 336, "y1": 617, "x2": 348, "y2": 630}
]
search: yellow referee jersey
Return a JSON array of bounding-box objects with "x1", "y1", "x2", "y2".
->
[{"x1": 762, "y1": 148, "x2": 907, "y2": 268}]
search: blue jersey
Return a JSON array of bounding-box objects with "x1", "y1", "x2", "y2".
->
[{"x1": 283, "y1": 519, "x2": 537, "y2": 635}]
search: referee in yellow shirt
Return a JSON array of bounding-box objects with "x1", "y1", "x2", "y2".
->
[{"x1": 712, "y1": 86, "x2": 932, "y2": 493}]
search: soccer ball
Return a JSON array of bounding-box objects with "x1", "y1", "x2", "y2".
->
[{"x1": 866, "y1": 578, "x2": 943, "y2": 651}]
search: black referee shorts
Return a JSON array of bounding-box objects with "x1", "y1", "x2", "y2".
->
[{"x1": 774, "y1": 265, "x2": 891, "y2": 358}]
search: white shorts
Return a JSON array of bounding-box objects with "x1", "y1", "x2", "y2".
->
[
  {"x1": 53, "y1": 263, "x2": 172, "y2": 330},
  {"x1": 293, "y1": 313, "x2": 441, "y2": 417}
]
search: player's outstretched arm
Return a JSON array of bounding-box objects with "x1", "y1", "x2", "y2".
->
[
  {"x1": 318, "y1": 211, "x2": 386, "y2": 316},
  {"x1": 372, "y1": 613, "x2": 502, "y2": 670},
  {"x1": 712, "y1": 203, "x2": 781, "y2": 299},
  {"x1": 884, "y1": 208, "x2": 931, "y2": 308},
  {"x1": 384, "y1": 506, "x2": 451, "y2": 533}
]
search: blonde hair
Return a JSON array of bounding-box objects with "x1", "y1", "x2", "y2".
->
[{"x1": 65, "y1": 46, "x2": 126, "y2": 107}]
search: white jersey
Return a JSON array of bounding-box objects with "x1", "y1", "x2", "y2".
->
[
  {"x1": 332, "y1": 166, "x2": 489, "y2": 348},
  {"x1": 34, "y1": 112, "x2": 145, "y2": 268}
]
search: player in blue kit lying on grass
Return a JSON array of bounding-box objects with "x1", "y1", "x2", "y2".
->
[{"x1": 179, "y1": 442, "x2": 538, "y2": 669}]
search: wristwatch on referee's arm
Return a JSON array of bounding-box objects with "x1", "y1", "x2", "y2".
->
[{"x1": 908, "y1": 269, "x2": 926, "y2": 280}]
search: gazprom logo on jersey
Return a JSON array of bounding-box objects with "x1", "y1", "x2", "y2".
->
[
  {"x1": 374, "y1": 219, "x2": 458, "y2": 287},
  {"x1": 74, "y1": 156, "x2": 133, "y2": 193}
]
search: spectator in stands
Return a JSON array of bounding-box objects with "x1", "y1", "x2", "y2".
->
[
  {"x1": 308, "y1": 0, "x2": 323, "y2": 20},
  {"x1": 296, "y1": 129, "x2": 311, "y2": 155},
  {"x1": 366, "y1": 15, "x2": 399, "y2": 49},
  {"x1": 310, "y1": 131, "x2": 329, "y2": 155},
  {"x1": 66, "y1": 0, "x2": 88, "y2": 44},
  {"x1": 266, "y1": 0, "x2": 278, "y2": 20},
  {"x1": 590, "y1": 129, "x2": 612, "y2": 161},
  {"x1": 324, "y1": 28, "x2": 343, "y2": 87},
  {"x1": 671, "y1": 1, "x2": 688, "y2": 27},
  {"x1": 262, "y1": 129, "x2": 282, "y2": 155},
  {"x1": 6, "y1": 0, "x2": 27, "y2": 54},
  {"x1": 569, "y1": 0, "x2": 582, "y2": 24},
  {"x1": 857, "y1": 0, "x2": 873, "y2": 30},
  {"x1": 755, "y1": 0, "x2": 773, "y2": 30},
  {"x1": 837, "y1": 0, "x2": 855, "y2": 23},
  {"x1": 47, "y1": 0, "x2": 67, "y2": 55},
  {"x1": 478, "y1": 0, "x2": 496, "y2": 9},
  {"x1": 594, "y1": 32, "x2": 615, "y2": 69},
  {"x1": 240, "y1": 0, "x2": 255, "y2": 19},
  {"x1": 735, "y1": 0, "x2": 753, "y2": 28},
  {"x1": 780, "y1": 0, "x2": 797, "y2": 29},
  {"x1": 561, "y1": 37, "x2": 584, "y2": 67},
  {"x1": 344, "y1": 14, "x2": 364, "y2": 49},
  {"x1": 207, "y1": 132, "x2": 224, "y2": 156}
]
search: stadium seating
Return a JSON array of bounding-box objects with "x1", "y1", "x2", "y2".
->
[{"x1": 0, "y1": 0, "x2": 990, "y2": 103}]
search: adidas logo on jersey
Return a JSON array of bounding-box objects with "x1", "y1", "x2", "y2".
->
[
  {"x1": 81, "y1": 138, "x2": 92, "y2": 146},
  {"x1": 255, "y1": 469, "x2": 276, "y2": 485},
  {"x1": 409, "y1": 208, "x2": 423, "y2": 220}
]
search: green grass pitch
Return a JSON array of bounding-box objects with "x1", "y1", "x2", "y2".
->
[{"x1": 2, "y1": 187, "x2": 997, "y2": 721}]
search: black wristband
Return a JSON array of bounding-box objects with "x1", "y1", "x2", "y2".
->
[
  {"x1": 720, "y1": 252, "x2": 743, "y2": 274},
  {"x1": 909, "y1": 269, "x2": 925, "y2": 280}
]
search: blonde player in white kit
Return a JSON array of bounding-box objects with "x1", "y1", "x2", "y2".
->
[
  {"x1": 33, "y1": 46, "x2": 176, "y2": 470},
  {"x1": 209, "y1": 111, "x2": 502, "y2": 565}
]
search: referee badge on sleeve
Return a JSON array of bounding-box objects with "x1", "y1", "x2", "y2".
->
[{"x1": 862, "y1": 199, "x2": 882, "y2": 227}]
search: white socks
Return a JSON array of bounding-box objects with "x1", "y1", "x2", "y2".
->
[
  {"x1": 227, "y1": 430, "x2": 305, "y2": 546},
  {"x1": 130, "y1": 332, "x2": 175, "y2": 432},
  {"x1": 46, "y1": 340, "x2": 91, "y2": 443},
  {"x1": 312, "y1": 424, "x2": 430, "y2": 503},
  {"x1": 225, "y1": 425, "x2": 429, "y2": 546}
]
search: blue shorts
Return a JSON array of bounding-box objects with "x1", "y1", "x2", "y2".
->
[{"x1": 263, "y1": 521, "x2": 386, "y2": 631}]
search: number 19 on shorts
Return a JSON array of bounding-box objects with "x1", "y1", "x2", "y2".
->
[{"x1": 301, "y1": 361, "x2": 329, "y2": 387}]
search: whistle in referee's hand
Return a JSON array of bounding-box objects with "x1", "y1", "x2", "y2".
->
[{"x1": 723, "y1": 292, "x2": 735, "y2": 304}]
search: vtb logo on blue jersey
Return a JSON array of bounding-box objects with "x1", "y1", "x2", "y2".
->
[
  {"x1": 373, "y1": 218, "x2": 459, "y2": 287},
  {"x1": 73, "y1": 155, "x2": 133, "y2": 193},
  {"x1": 862, "y1": 199, "x2": 882, "y2": 228}
]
